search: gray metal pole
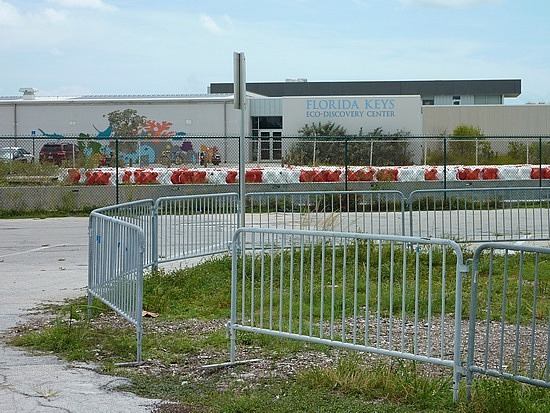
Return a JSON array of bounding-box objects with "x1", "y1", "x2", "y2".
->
[
  {"x1": 234, "y1": 52, "x2": 246, "y2": 228},
  {"x1": 239, "y1": 107, "x2": 245, "y2": 228}
]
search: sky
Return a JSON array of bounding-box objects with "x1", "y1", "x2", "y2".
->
[{"x1": 0, "y1": 0, "x2": 549, "y2": 104}]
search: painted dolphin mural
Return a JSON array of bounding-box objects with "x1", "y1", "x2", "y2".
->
[
  {"x1": 93, "y1": 125, "x2": 112, "y2": 139},
  {"x1": 38, "y1": 128, "x2": 65, "y2": 139}
]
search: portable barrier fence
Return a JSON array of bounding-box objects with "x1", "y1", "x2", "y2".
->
[
  {"x1": 153, "y1": 193, "x2": 240, "y2": 267},
  {"x1": 92, "y1": 199, "x2": 156, "y2": 267},
  {"x1": 226, "y1": 227, "x2": 469, "y2": 402},
  {"x1": 88, "y1": 211, "x2": 145, "y2": 363},
  {"x1": 246, "y1": 190, "x2": 406, "y2": 236},
  {"x1": 88, "y1": 190, "x2": 550, "y2": 393},
  {"x1": 466, "y1": 243, "x2": 550, "y2": 398},
  {"x1": 408, "y1": 187, "x2": 550, "y2": 243},
  {"x1": 88, "y1": 193, "x2": 239, "y2": 363}
]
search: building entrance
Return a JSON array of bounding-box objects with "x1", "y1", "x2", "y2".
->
[{"x1": 251, "y1": 130, "x2": 282, "y2": 162}]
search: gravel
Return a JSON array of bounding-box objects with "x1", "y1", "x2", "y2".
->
[{"x1": 5, "y1": 306, "x2": 548, "y2": 412}]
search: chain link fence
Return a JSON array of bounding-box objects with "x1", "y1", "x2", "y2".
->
[{"x1": 1, "y1": 135, "x2": 549, "y2": 212}]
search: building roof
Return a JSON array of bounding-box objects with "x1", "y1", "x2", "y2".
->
[
  {"x1": 0, "y1": 93, "x2": 232, "y2": 104},
  {"x1": 210, "y1": 79, "x2": 521, "y2": 98}
]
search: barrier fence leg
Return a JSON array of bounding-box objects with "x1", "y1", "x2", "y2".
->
[{"x1": 229, "y1": 322, "x2": 236, "y2": 364}]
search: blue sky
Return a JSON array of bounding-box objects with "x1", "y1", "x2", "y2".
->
[{"x1": 0, "y1": 0, "x2": 548, "y2": 104}]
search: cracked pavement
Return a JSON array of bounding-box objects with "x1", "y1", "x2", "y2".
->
[{"x1": 0, "y1": 217, "x2": 159, "y2": 413}]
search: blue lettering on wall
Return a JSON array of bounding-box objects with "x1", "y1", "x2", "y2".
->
[
  {"x1": 305, "y1": 98, "x2": 397, "y2": 119},
  {"x1": 306, "y1": 99, "x2": 360, "y2": 110},
  {"x1": 364, "y1": 99, "x2": 395, "y2": 110}
]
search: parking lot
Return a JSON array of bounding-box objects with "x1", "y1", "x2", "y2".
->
[{"x1": 0, "y1": 217, "x2": 159, "y2": 412}]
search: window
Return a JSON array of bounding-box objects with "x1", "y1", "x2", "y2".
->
[
  {"x1": 422, "y1": 95, "x2": 434, "y2": 105},
  {"x1": 251, "y1": 116, "x2": 282, "y2": 132},
  {"x1": 474, "y1": 95, "x2": 502, "y2": 105}
]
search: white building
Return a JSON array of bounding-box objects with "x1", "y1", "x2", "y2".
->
[{"x1": 1, "y1": 78, "x2": 549, "y2": 165}]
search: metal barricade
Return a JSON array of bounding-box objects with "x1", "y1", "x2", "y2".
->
[
  {"x1": 153, "y1": 193, "x2": 240, "y2": 267},
  {"x1": 408, "y1": 187, "x2": 550, "y2": 243},
  {"x1": 246, "y1": 191, "x2": 405, "y2": 236},
  {"x1": 227, "y1": 227, "x2": 469, "y2": 402},
  {"x1": 87, "y1": 189, "x2": 550, "y2": 397},
  {"x1": 466, "y1": 243, "x2": 550, "y2": 399},
  {"x1": 88, "y1": 211, "x2": 145, "y2": 363},
  {"x1": 92, "y1": 199, "x2": 155, "y2": 267}
]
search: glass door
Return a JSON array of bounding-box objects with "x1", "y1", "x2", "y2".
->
[{"x1": 251, "y1": 130, "x2": 282, "y2": 162}]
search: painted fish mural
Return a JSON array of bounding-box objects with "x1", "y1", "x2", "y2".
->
[{"x1": 37, "y1": 117, "x2": 187, "y2": 165}]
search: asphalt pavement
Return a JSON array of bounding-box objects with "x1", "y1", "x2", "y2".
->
[{"x1": 0, "y1": 217, "x2": 160, "y2": 413}]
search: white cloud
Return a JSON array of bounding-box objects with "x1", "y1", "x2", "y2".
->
[
  {"x1": 401, "y1": 0, "x2": 501, "y2": 7},
  {"x1": 0, "y1": 1, "x2": 97, "y2": 52},
  {"x1": 48, "y1": 0, "x2": 116, "y2": 12},
  {"x1": 42, "y1": 7, "x2": 67, "y2": 23},
  {"x1": 199, "y1": 14, "x2": 231, "y2": 35},
  {"x1": 0, "y1": 0, "x2": 22, "y2": 25},
  {"x1": 49, "y1": 47, "x2": 64, "y2": 56}
]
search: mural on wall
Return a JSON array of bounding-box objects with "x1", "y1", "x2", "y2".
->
[
  {"x1": 93, "y1": 125, "x2": 112, "y2": 138},
  {"x1": 143, "y1": 120, "x2": 176, "y2": 138},
  {"x1": 37, "y1": 113, "x2": 194, "y2": 166},
  {"x1": 38, "y1": 128, "x2": 65, "y2": 139}
]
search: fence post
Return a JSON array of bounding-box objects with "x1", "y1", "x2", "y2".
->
[
  {"x1": 345, "y1": 136, "x2": 349, "y2": 191},
  {"x1": 443, "y1": 136, "x2": 447, "y2": 194},
  {"x1": 151, "y1": 200, "x2": 159, "y2": 271},
  {"x1": 87, "y1": 217, "x2": 93, "y2": 319},
  {"x1": 452, "y1": 258, "x2": 470, "y2": 403},
  {"x1": 539, "y1": 136, "x2": 542, "y2": 188},
  {"x1": 465, "y1": 253, "x2": 481, "y2": 402},
  {"x1": 136, "y1": 239, "x2": 144, "y2": 364},
  {"x1": 229, "y1": 228, "x2": 242, "y2": 364},
  {"x1": 115, "y1": 137, "x2": 119, "y2": 204}
]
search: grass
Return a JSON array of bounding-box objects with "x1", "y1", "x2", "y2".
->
[
  {"x1": 0, "y1": 160, "x2": 59, "y2": 184},
  {"x1": 234, "y1": 241, "x2": 549, "y2": 329},
  {"x1": 0, "y1": 209, "x2": 92, "y2": 219},
  {"x1": 8, "y1": 251, "x2": 550, "y2": 412}
]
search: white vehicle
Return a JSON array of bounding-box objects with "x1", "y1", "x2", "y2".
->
[{"x1": 0, "y1": 147, "x2": 35, "y2": 163}]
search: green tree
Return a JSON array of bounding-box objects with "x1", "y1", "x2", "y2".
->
[
  {"x1": 107, "y1": 109, "x2": 146, "y2": 137},
  {"x1": 287, "y1": 122, "x2": 412, "y2": 166},
  {"x1": 287, "y1": 122, "x2": 347, "y2": 165},
  {"x1": 427, "y1": 125, "x2": 494, "y2": 165},
  {"x1": 504, "y1": 141, "x2": 528, "y2": 164},
  {"x1": 298, "y1": 122, "x2": 347, "y2": 137},
  {"x1": 480, "y1": 140, "x2": 548, "y2": 165},
  {"x1": 359, "y1": 127, "x2": 413, "y2": 166},
  {"x1": 452, "y1": 125, "x2": 494, "y2": 164},
  {"x1": 527, "y1": 140, "x2": 550, "y2": 164}
]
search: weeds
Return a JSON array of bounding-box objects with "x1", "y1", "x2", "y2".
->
[
  {"x1": 8, "y1": 250, "x2": 550, "y2": 412},
  {"x1": 33, "y1": 387, "x2": 60, "y2": 399},
  {"x1": 299, "y1": 355, "x2": 455, "y2": 410}
]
